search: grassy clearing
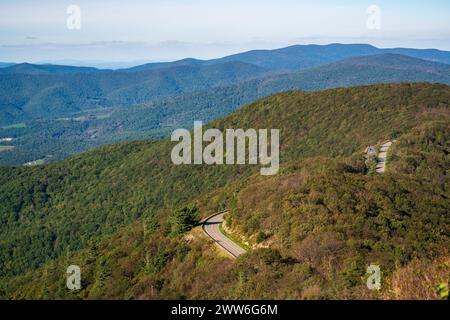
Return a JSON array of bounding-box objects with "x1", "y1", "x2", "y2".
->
[{"x1": 0, "y1": 145, "x2": 15, "y2": 152}]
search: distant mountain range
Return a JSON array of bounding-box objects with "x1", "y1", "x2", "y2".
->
[
  {"x1": 129, "y1": 43, "x2": 450, "y2": 72},
  {"x1": 3, "y1": 43, "x2": 450, "y2": 74},
  {"x1": 0, "y1": 63, "x2": 101, "y2": 75},
  {"x1": 105, "y1": 53, "x2": 450, "y2": 138},
  {"x1": 1, "y1": 43, "x2": 450, "y2": 126},
  {"x1": 0, "y1": 62, "x2": 15, "y2": 68},
  {"x1": 0, "y1": 61, "x2": 269, "y2": 125},
  {"x1": 1, "y1": 44, "x2": 450, "y2": 165},
  {"x1": 250, "y1": 53, "x2": 450, "y2": 92}
]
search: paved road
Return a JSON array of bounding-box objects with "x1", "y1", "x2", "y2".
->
[
  {"x1": 203, "y1": 212, "x2": 247, "y2": 258},
  {"x1": 376, "y1": 141, "x2": 393, "y2": 173}
]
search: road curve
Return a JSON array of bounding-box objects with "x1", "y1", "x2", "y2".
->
[{"x1": 202, "y1": 212, "x2": 247, "y2": 258}]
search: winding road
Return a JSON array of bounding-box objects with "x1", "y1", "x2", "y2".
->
[
  {"x1": 203, "y1": 141, "x2": 395, "y2": 258},
  {"x1": 202, "y1": 211, "x2": 247, "y2": 258}
]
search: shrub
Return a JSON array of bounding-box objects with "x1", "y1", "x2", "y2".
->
[{"x1": 256, "y1": 231, "x2": 268, "y2": 244}]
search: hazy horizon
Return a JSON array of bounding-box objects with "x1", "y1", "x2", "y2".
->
[
  {"x1": 1, "y1": 0, "x2": 449, "y2": 66},
  {"x1": 2, "y1": 41, "x2": 450, "y2": 70}
]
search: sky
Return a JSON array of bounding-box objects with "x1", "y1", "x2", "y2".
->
[{"x1": 0, "y1": 0, "x2": 449, "y2": 66}]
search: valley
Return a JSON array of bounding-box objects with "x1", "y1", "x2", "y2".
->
[
  {"x1": 1, "y1": 0, "x2": 450, "y2": 307},
  {"x1": 1, "y1": 47, "x2": 450, "y2": 166},
  {"x1": 0, "y1": 83, "x2": 448, "y2": 299}
]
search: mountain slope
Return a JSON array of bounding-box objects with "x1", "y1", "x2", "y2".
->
[
  {"x1": 0, "y1": 61, "x2": 269, "y2": 126},
  {"x1": 208, "y1": 43, "x2": 381, "y2": 70},
  {"x1": 121, "y1": 58, "x2": 206, "y2": 72},
  {"x1": 0, "y1": 83, "x2": 448, "y2": 299},
  {"x1": 0, "y1": 62, "x2": 16, "y2": 68},
  {"x1": 119, "y1": 43, "x2": 450, "y2": 72},
  {"x1": 383, "y1": 47, "x2": 450, "y2": 64},
  {"x1": 0, "y1": 63, "x2": 103, "y2": 75},
  {"x1": 104, "y1": 61, "x2": 269, "y2": 106},
  {"x1": 0, "y1": 83, "x2": 448, "y2": 278},
  {"x1": 255, "y1": 53, "x2": 450, "y2": 92},
  {"x1": 2, "y1": 43, "x2": 450, "y2": 127},
  {"x1": 2, "y1": 54, "x2": 450, "y2": 166},
  {"x1": 96, "y1": 53, "x2": 450, "y2": 138}
]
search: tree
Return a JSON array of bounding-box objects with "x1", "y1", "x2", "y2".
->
[{"x1": 169, "y1": 206, "x2": 200, "y2": 236}]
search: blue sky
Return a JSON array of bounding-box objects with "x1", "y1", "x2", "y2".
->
[{"x1": 0, "y1": 0, "x2": 449, "y2": 64}]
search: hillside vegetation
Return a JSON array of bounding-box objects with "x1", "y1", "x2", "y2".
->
[
  {"x1": 0, "y1": 61, "x2": 268, "y2": 126},
  {"x1": 2, "y1": 54, "x2": 450, "y2": 165},
  {"x1": 0, "y1": 83, "x2": 449, "y2": 299}
]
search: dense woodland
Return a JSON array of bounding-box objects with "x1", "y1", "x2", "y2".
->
[
  {"x1": 1, "y1": 53, "x2": 450, "y2": 165},
  {"x1": 0, "y1": 83, "x2": 448, "y2": 299}
]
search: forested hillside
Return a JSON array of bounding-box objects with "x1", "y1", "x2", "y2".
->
[
  {"x1": 1, "y1": 54, "x2": 450, "y2": 166},
  {"x1": 0, "y1": 61, "x2": 269, "y2": 126},
  {"x1": 0, "y1": 83, "x2": 448, "y2": 299},
  {"x1": 2, "y1": 42, "x2": 450, "y2": 128},
  {"x1": 0, "y1": 63, "x2": 102, "y2": 75}
]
